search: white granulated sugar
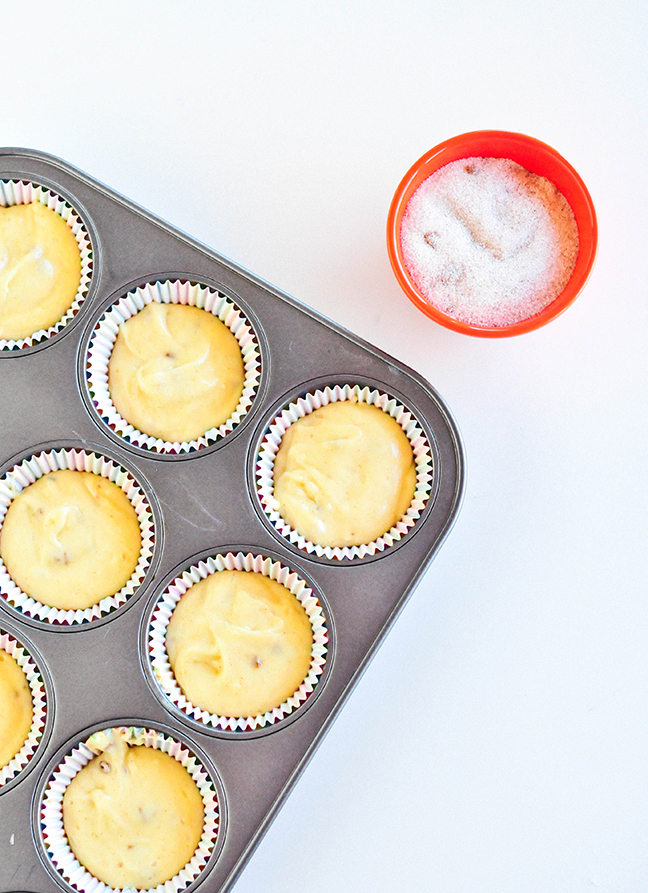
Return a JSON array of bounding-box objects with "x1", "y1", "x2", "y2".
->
[{"x1": 399, "y1": 157, "x2": 580, "y2": 327}]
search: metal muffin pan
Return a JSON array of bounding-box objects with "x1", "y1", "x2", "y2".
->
[{"x1": 0, "y1": 148, "x2": 465, "y2": 893}]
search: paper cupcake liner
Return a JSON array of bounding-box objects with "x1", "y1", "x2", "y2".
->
[
  {"x1": 256, "y1": 383, "x2": 434, "y2": 560},
  {"x1": 0, "y1": 447, "x2": 155, "y2": 626},
  {"x1": 0, "y1": 179, "x2": 94, "y2": 351},
  {"x1": 84, "y1": 279, "x2": 262, "y2": 455},
  {"x1": 39, "y1": 725, "x2": 220, "y2": 893},
  {"x1": 0, "y1": 628, "x2": 48, "y2": 788},
  {"x1": 147, "y1": 551, "x2": 329, "y2": 733}
]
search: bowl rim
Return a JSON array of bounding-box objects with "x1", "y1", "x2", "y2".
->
[{"x1": 386, "y1": 130, "x2": 598, "y2": 338}]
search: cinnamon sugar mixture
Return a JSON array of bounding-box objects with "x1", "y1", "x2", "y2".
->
[{"x1": 399, "y1": 157, "x2": 579, "y2": 327}]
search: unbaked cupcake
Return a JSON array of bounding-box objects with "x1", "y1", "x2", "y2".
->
[
  {"x1": 40, "y1": 725, "x2": 221, "y2": 893},
  {"x1": 1, "y1": 469, "x2": 141, "y2": 610},
  {"x1": 109, "y1": 301, "x2": 245, "y2": 442},
  {"x1": 147, "y1": 551, "x2": 330, "y2": 733},
  {"x1": 0, "y1": 645, "x2": 33, "y2": 770},
  {"x1": 256, "y1": 384, "x2": 434, "y2": 560},
  {"x1": 0, "y1": 180, "x2": 93, "y2": 350},
  {"x1": 0, "y1": 627, "x2": 48, "y2": 789},
  {"x1": 273, "y1": 400, "x2": 417, "y2": 548},
  {"x1": 85, "y1": 279, "x2": 261, "y2": 454},
  {"x1": 0, "y1": 447, "x2": 156, "y2": 626}
]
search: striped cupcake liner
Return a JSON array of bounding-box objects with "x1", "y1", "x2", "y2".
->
[
  {"x1": 0, "y1": 446, "x2": 156, "y2": 626},
  {"x1": 84, "y1": 279, "x2": 262, "y2": 455},
  {"x1": 255, "y1": 383, "x2": 434, "y2": 560},
  {"x1": 39, "y1": 724, "x2": 221, "y2": 893},
  {"x1": 0, "y1": 179, "x2": 94, "y2": 351},
  {"x1": 147, "y1": 550, "x2": 330, "y2": 733}
]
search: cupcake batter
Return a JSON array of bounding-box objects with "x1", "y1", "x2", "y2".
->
[
  {"x1": 166, "y1": 570, "x2": 313, "y2": 717},
  {"x1": 0, "y1": 469, "x2": 141, "y2": 610},
  {"x1": 62, "y1": 733, "x2": 204, "y2": 889},
  {"x1": 108, "y1": 302, "x2": 245, "y2": 442},
  {"x1": 0, "y1": 202, "x2": 82, "y2": 341},
  {"x1": 0, "y1": 648, "x2": 33, "y2": 770},
  {"x1": 273, "y1": 401, "x2": 417, "y2": 548}
]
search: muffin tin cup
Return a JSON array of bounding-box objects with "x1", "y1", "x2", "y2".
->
[
  {"x1": 0, "y1": 624, "x2": 51, "y2": 792},
  {"x1": 83, "y1": 278, "x2": 262, "y2": 456},
  {"x1": 143, "y1": 549, "x2": 332, "y2": 736},
  {"x1": 36, "y1": 722, "x2": 224, "y2": 893},
  {"x1": 0, "y1": 179, "x2": 94, "y2": 352},
  {"x1": 254, "y1": 382, "x2": 435, "y2": 561},
  {"x1": 0, "y1": 444, "x2": 159, "y2": 628}
]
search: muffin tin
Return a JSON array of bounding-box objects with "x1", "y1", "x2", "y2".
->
[{"x1": 0, "y1": 148, "x2": 464, "y2": 893}]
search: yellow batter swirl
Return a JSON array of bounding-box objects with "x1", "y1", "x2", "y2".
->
[
  {"x1": 62, "y1": 733, "x2": 204, "y2": 889},
  {"x1": 166, "y1": 570, "x2": 313, "y2": 717},
  {"x1": 0, "y1": 469, "x2": 141, "y2": 610},
  {"x1": 108, "y1": 302, "x2": 245, "y2": 442},
  {"x1": 0, "y1": 202, "x2": 82, "y2": 341},
  {"x1": 273, "y1": 401, "x2": 417, "y2": 547},
  {"x1": 0, "y1": 648, "x2": 33, "y2": 769}
]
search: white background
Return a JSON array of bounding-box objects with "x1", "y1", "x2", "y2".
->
[{"x1": 3, "y1": 2, "x2": 648, "y2": 891}]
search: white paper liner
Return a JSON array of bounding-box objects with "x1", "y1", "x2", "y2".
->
[
  {"x1": 148, "y1": 551, "x2": 329, "y2": 732},
  {"x1": 85, "y1": 279, "x2": 262, "y2": 455},
  {"x1": 256, "y1": 384, "x2": 434, "y2": 560},
  {"x1": 40, "y1": 725, "x2": 220, "y2": 893},
  {"x1": 0, "y1": 447, "x2": 155, "y2": 626},
  {"x1": 0, "y1": 629, "x2": 48, "y2": 787},
  {"x1": 0, "y1": 179, "x2": 94, "y2": 351}
]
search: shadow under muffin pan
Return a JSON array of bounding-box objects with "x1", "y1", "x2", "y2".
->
[{"x1": 0, "y1": 148, "x2": 465, "y2": 893}]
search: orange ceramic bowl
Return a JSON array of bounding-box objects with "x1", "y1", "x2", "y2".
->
[{"x1": 387, "y1": 131, "x2": 598, "y2": 337}]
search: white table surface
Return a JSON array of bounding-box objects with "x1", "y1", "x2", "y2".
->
[{"x1": 3, "y1": 2, "x2": 647, "y2": 891}]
